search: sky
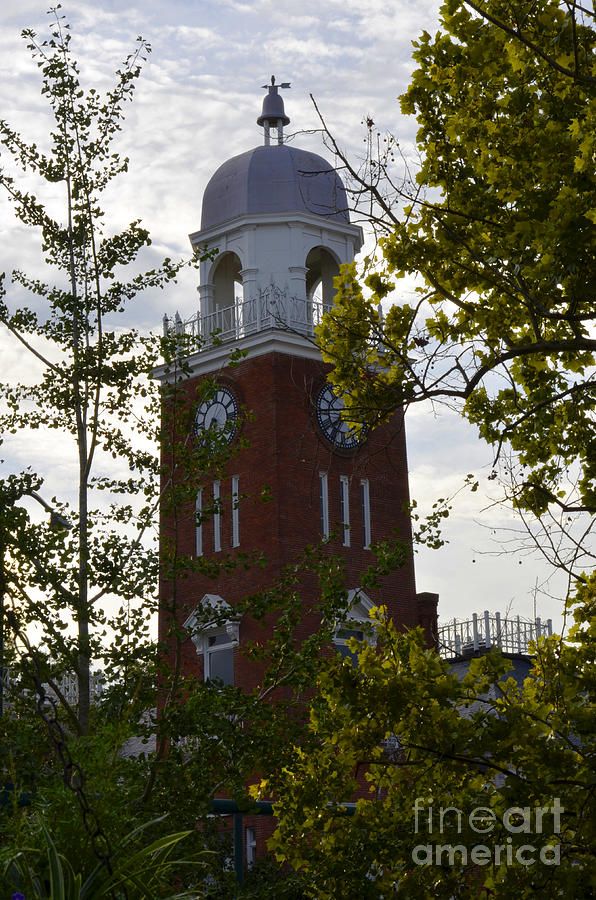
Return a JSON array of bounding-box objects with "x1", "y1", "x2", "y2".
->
[{"x1": 0, "y1": 0, "x2": 572, "y2": 634}]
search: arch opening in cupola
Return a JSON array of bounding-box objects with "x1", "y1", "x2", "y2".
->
[
  {"x1": 212, "y1": 251, "x2": 243, "y2": 311},
  {"x1": 305, "y1": 246, "x2": 340, "y2": 315}
]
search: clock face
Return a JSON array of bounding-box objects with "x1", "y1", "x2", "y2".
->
[
  {"x1": 316, "y1": 384, "x2": 366, "y2": 450},
  {"x1": 194, "y1": 386, "x2": 239, "y2": 444}
]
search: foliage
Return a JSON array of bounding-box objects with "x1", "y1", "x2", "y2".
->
[
  {"x1": 0, "y1": 534, "x2": 418, "y2": 896},
  {"x1": 262, "y1": 588, "x2": 596, "y2": 898},
  {"x1": 0, "y1": 7, "x2": 192, "y2": 733},
  {"x1": 0, "y1": 9, "x2": 224, "y2": 896},
  {"x1": 3, "y1": 817, "x2": 203, "y2": 899},
  {"x1": 0, "y1": 677, "x2": 239, "y2": 896},
  {"x1": 238, "y1": 856, "x2": 311, "y2": 898},
  {"x1": 308, "y1": 14, "x2": 596, "y2": 890},
  {"x1": 317, "y1": 0, "x2": 596, "y2": 518}
]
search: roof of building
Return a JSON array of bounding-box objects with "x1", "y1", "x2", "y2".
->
[{"x1": 201, "y1": 144, "x2": 350, "y2": 230}]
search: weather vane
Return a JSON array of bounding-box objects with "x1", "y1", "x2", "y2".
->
[{"x1": 262, "y1": 75, "x2": 291, "y2": 90}]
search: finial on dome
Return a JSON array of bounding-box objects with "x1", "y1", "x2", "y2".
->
[{"x1": 258, "y1": 76, "x2": 291, "y2": 146}]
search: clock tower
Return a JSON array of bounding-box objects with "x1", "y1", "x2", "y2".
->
[{"x1": 157, "y1": 75, "x2": 438, "y2": 779}]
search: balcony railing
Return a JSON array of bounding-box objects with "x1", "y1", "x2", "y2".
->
[
  {"x1": 163, "y1": 286, "x2": 327, "y2": 349},
  {"x1": 2, "y1": 669, "x2": 103, "y2": 706},
  {"x1": 437, "y1": 611, "x2": 553, "y2": 659}
]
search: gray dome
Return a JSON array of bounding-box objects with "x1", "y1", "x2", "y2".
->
[{"x1": 201, "y1": 144, "x2": 350, "y2": 230}]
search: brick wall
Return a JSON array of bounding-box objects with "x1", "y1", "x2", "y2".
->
[
  {"x1": 158, "y1": 348, "x2": 438, "y2": 865},
  {"x1": 159, "y1": 351, "x2": 428, "y2": 656}
]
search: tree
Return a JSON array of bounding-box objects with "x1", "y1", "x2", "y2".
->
[
  {"x1": 258, "y1": 7, "x2": 596, "y2": 891},
  {"x1": 317, "y1": 0, "x2": 596, "y2": 525},
  {"x1": 261, "y1": 586, "x2": 596, "y2": 898},
  {"x1": 0, "y1": 8, "x2": 188, "y2": 733},
  {"x1": 0, "y1": 10, "x2": 229, "y2": 892}
]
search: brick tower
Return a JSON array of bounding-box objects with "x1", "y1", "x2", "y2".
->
[{"x1": 156, "y1": 79, "x2": 438, "y2": 869}]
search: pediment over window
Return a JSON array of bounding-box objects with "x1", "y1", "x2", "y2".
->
[
  {"x1": 336, "y1": 588, "x2": 377, "y2": 650},
  {"x1": 183, "y1": 594, "x2": 240, "y2": 653},
  {"x1": 346, "y1": 588, "x2": 374, "y2": 621}
]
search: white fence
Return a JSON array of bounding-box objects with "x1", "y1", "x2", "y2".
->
[
  {"x1": 163, "y1": 287, "x2": 327, "y2": 348},
  {"x1": 2, "y1": 669, "x2": 103, "y2": 706},
  {"x1": 437, "y1": 611, "x2": 553, "y2": 659}
]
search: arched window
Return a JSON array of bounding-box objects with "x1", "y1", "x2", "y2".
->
[
  {"x1": 206, "y1": 252, "x2": 244, "y2": 340},
  {"x1": 212, "y1": 252, "x2": 243, "y2": 310},
  {"x1": 306, "y1": 246, "x2": 340, "y2": 315}
]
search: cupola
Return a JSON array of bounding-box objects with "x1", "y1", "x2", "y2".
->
[{"x1": 181, "y1": 79, "x2": 363, "y2": 359}]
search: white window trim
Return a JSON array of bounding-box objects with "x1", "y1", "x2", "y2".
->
[
  {"x1": 320, "y1": 471, "x2": 329, "y2": 539},
  {"x1": 203, "y1": 632, "x2": 235, "y2": 684},
  {"x1": 333, "y1": 588, "x2": 377, "y2": 652},
  {"x1": 213, "y1": 479, "x2": 221, "y2": 552},
  {"x1": 361, "y1": 478, "x2": 371, "y2": 549},
  {"x1": 195, "y1": 488, "x2": 203, "y2": 557},
  {"x1": 184, "y1": 595, "x2": 240, "y2": 687},
  {"x1": 340, "y1": 475, "x2": 350, "y2": 547},
  {"x1": 183, "y1": 594, "x2": 240, "y2": 652},
  {"x1": 231, "y1": 475, "x2": 240, "y2": 548},
  {"x1": 246, "y1": 826, "x2": 257, "y2": 868}
]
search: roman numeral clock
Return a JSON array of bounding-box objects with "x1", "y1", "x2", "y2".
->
[
  {"x1": 194, "y1": 386, "x2": 239, "y2": 444},
  {"x1": 316, "y1": 383, "x2": 366, "y2": 451},
  {"x1": 155, "y1": 77, "x2": 438, "y2": 861}
]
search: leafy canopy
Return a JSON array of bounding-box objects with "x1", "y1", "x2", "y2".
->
[
  {"x1": 263, "y1": 585, "x2": 596, "y2": 898},
  {"x1": 0, "y1": 8, "x2": 192, "y2": 732},
  {"x1": 317, "y1": 0, "x2": 596, "y2": 516}
]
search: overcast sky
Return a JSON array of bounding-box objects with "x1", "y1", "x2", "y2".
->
[{"x1": 0, "y1": 1, "x2": 571, "y2": 634}]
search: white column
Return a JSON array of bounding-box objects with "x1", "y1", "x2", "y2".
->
[
  {"x1": 198, "y1": 281, "x2": 215, "y2": 318},
  {"x1": 239, "y1": 267, "x2": 258, "y2": 301},
  {"x1": 288, "y1": 266, "x2": 308, "y2": 298}
]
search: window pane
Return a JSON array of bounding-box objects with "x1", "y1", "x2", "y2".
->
[
  {"x1": 361, "y1": 478, "x2": 371, "y2": 548},
  {"x1": 208, "y1": 646, "x2": 234, "y2": 685},
  {"x1": 213, "y1": 480, "x2": 221, "y2": 552},
  {"x1": 195, "y1": 489, "x2": 203, "y2": 556},
  {"x1": 340, "y1": 476, "x2": 350, "y2": 547},
  {"x1": 334, "y1": 627, "x2": 365, "y2": 666},
  {"x1": 208, "y1": 633, "x2": 230, "y2": 648},
  {"x1": 232, "y1": 475, "x2": 240, "y2": 547},
  {"x1": 335, "y1": 643, "x2": 359, "y2": 665},
  {"x1": 336, "y1": 628, "x2": 364, "y2": 642},
  {"x1": 246, "y1": 826, "x2": 257, "y2": 867},
  {"x1": 319, "y1": 472, "x2": 329, "y2": 538}
]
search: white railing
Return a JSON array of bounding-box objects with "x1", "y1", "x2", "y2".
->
[
  {"x1": 437, "y1": 611, "x2": 553, "y2": 659},
  {"x1": 2, "y1": 669, "x2": 103, "y2": 706},
  {"x1": 163, "y1": 286, "x2": 328, "y2": 349},
  {"x1": 45, "y1": 671, "x2": 104, "y2": 706}
]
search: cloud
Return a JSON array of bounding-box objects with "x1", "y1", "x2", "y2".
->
[{"x1": 162, "y1": 24, "x2": 225, "y2": 49}]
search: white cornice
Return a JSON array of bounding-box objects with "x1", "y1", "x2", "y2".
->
[
  {"x1": 189, "y1": 210, "x2": 363, "y2": 251},
  {"x1": 153, "y1": 327, "x2": 323, "y2": 381}
]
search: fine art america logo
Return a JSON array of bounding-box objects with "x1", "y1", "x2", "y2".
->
[{"x1": 412, "y1": 797, "x2": 563, "y2": 867}]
